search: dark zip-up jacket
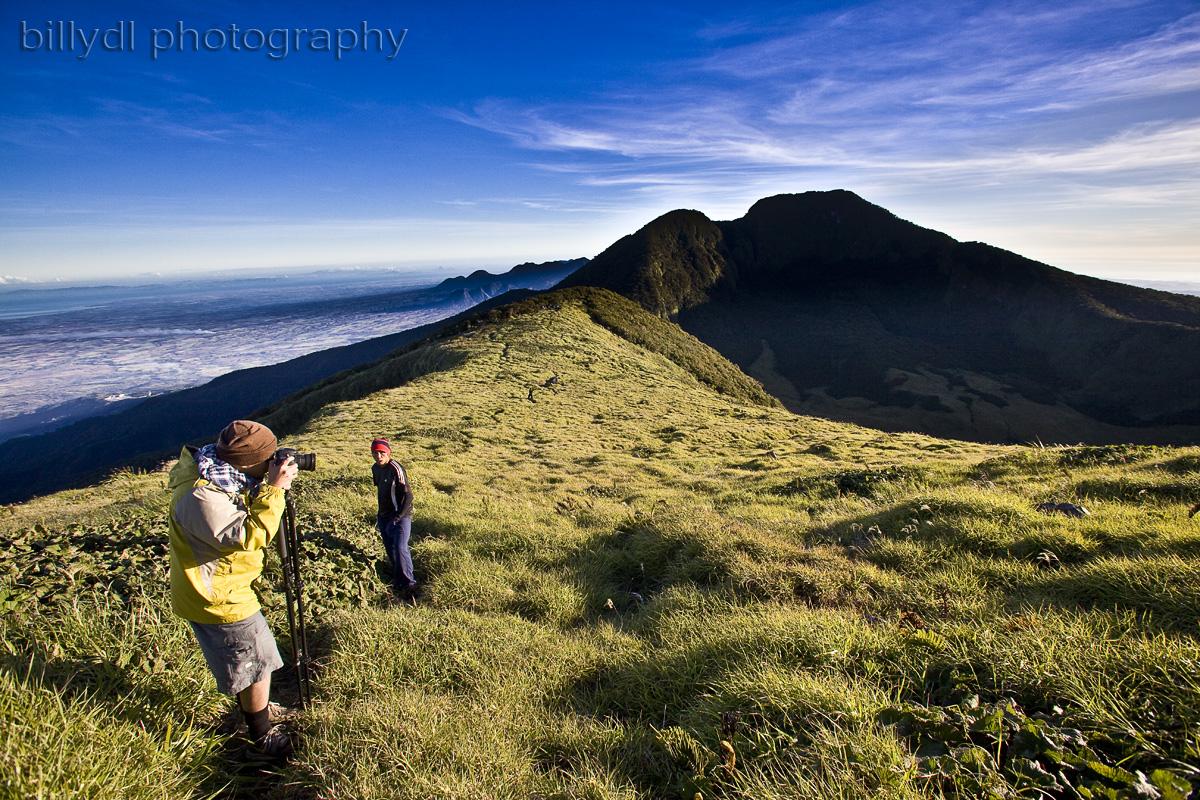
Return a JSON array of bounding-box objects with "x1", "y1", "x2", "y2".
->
[{"x1": 372, "y1": 459, "x2": 413, "y2": 519}]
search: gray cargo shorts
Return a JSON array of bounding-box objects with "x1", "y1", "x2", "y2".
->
[{"x1": 189, "y1": 611, "x2": 284, "y2": 696}]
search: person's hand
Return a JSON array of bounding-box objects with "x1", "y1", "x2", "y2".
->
[{"x1": 268, "y1": 456, "x2": 298, "y2": 490}]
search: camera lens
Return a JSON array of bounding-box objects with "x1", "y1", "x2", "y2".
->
[{"x1": 275, "y1": 448, "x2": 317, "y2": 471}]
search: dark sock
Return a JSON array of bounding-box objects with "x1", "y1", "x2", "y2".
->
[{"x1": 243, "y1": 707, "x2": 271, "y2": 741}]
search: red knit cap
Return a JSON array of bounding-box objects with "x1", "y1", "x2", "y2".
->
[{"x1": 371, "y1": 438, "x2": 392, "y2": 454}]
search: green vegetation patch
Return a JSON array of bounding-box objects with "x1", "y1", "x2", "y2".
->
[
  {"x1": 2, "y1": 292, "x2": 1198, "y2": 798},
  {"x1": 774, "y1": 465, "x2": 929, "y2": 500}
]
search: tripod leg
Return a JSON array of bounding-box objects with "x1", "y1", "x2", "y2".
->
[
  {"x1": 285, "y1": 495, "x2": 312, "y2": 708},
  {"x1": 279, "y1": 496, "x2": 308, "y2": 708}
]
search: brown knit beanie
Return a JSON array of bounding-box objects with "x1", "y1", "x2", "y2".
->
[{"x1": 215, "y1": 420, "x2": 278, "y2": 469}]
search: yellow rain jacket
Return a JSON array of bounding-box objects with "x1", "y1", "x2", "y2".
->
[{"x1": 167, "y1": 446, "x2": 286, "y2": 624}]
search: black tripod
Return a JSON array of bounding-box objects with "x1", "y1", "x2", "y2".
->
[{"x1": 277, "y1": 492, "x2": 312, "y2": 709}]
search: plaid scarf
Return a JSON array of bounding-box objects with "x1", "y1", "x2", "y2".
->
[{"x1": 194, "y1": 444, "x2": 259, "y2": 494}]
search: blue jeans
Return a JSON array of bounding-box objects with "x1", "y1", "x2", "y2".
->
[{"x1": 377, "y1": 514, "x2": 415, "y2": 591}]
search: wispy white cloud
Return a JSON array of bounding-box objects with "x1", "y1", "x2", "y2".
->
[
  {"x1": 453, "y1": 100, "x2": 1200, "y2": 191},
  {"x1": 453, "y1": 4, "x2": 1195, "y2": 165},
  {"x1": 694, "y1": 2, "x2": 1200, "y2": 116},
  {"x1": 93, "y1": 98, "x2": 289, "y2": 143},
  {"x1": 0, "y1": 95, "x2": 294, "y2": 149},
  {"x1": 930, "y1": 121, "x2": 1200, "y2": 175}
]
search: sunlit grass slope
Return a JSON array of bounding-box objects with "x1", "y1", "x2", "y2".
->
[{"x1": 2, "y1": 287, "x2": 1198, "y2": 799}]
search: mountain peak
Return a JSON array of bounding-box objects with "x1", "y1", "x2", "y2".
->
[
  {"x1": 727, "y1": 190, "x2": 956, "y2": 286},
  {"x1": 742, "y1": 188, "x2": 873, "y2": 216},
  {"x1": 560, "y1": 189, "x2": 956, "y2": 315},
  {"x1": 558, "y1": 208, "x2": 727, "y2": 315}
]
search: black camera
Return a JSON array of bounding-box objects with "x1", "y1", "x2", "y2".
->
[{"x1": 274, "y1": 447, "x2": 317, "y2": 471}]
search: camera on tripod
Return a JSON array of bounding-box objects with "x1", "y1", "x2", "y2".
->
[{"x1": 273, "y1": 447, "x2": 317, "y2": 471}]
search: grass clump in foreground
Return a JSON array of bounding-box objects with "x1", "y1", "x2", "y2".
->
[{"x1": 1, "y1": 287, "x2": 1198, "y2": 799}]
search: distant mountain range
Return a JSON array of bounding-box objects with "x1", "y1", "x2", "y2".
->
[
  {"x1": 436, "y1": 259, "x2": 586, "y2": 302},
  {"x1": 0, "y1": 258, "x2": 585, "y2": 503},
  {"x1": 560, "y1": 190, "x2": 1200, "y2": 444}
]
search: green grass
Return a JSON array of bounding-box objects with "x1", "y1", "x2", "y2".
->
[{"x1": 1, "y1": 288, "x2": 1198, "y2": 798}]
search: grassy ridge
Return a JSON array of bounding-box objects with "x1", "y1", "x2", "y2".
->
[
  {"x1": 256, "y1": 288, "x2": 776, "y2": 439},
  {"x1": 1, "y1": 291, "x2": 1198, "y2": 798}
]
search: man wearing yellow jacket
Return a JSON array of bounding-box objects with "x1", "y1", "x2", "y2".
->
[{"x1": 168, "y1": 419, "x2": 298, "y2": 758}]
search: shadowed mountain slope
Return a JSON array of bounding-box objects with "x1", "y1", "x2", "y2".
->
[{"x1": 560, "y1": 190, "x2": 1200, "y2": 445}]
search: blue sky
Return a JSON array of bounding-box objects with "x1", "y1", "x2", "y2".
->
[{"x1": 2, "y1": 0, "x2": 1197, "y2": 282}]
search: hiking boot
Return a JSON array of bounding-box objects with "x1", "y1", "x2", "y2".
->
[
  {"x1": 390, "y1": 585, "x2": 419, "y2": 607},
  {"x1": 246, "y1": 724, "x2": 294, "y2": 761},
  {"x1": 388, "y1": 592, "x2": 415, "y2": 608},
  {"x1": 267, "y1": 701, "x2": 299, "y2": 724},
  {"x1": 223, "y1": 702, "x2": 298, "y2": 736}
]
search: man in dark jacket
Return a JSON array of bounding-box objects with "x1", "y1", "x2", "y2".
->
[{"x1": 371, "y1": 437, "x2": 416, "y2": 601}]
